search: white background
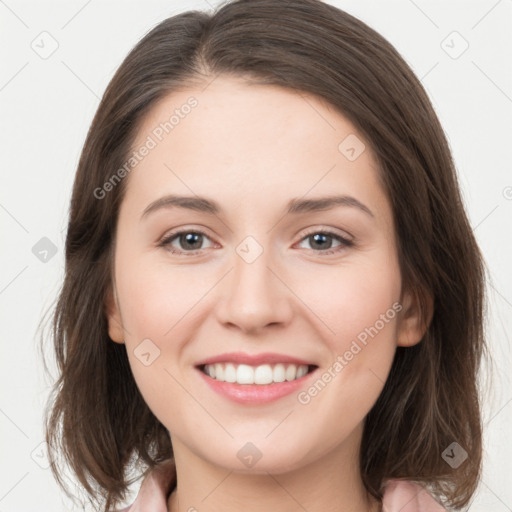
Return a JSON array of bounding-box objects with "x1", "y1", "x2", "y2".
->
[{"x1": 1, "y1": 0, "x2": 511, "y2": 510}]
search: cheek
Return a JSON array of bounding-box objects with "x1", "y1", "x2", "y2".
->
[
  {"x1": 113, "y1": 252, "x2": 211, "y2": 414},
  {"x1": 116, "y1": 254, "x2": 208, "y2": 338},
  {"x1": 334, "y1": 271, "x2": 400, "y2": 358},
  {"x1": 294, "y1": 253, "x2": 401, "y2": 350},
  {"x1": 292, "y1": 255, "x2": 401, "y2": 412}
]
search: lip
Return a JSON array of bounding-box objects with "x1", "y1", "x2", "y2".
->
[
  {"x1": 194, "y1": 351, "x2": 316, "y2": 367},
  {"x1": 196, "y1": 366, "x2": 318, "y2": 404}
]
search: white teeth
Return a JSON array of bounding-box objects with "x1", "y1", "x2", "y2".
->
[
  {"x1": 202, "y1": 362, "x2": 311, "y2": 385},
  {"x1": 237, "y1": 364, "x2": 255, "y2": 384},
  {"x1": 285, "y1": 364, "x2": 297, "y2": 381},
  {"x1": 254, "y1": 364, "x2": 273, "y2": 384},
  {"x1": 224, "y1": 363, "x2": 237, "y2": 383},
  {"x1": 296, "y1": 365, "x2": 308, "y2": 379},
  {"x1": 273, "y1": 363, "x2": 286, "y2": 382},
  {"x1": 214, "y1": 363, "x2": 224, "y2": 381}
]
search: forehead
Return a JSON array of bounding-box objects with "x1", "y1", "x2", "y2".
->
[
  {"x1": 133, "y1": 75, "x2": 364, "y2": 159},
  {"x1": 125, "y1": 75, "x2": 389, "y2": 220}
]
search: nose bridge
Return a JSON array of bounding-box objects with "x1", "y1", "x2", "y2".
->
[{"x1": 216, "y1": 234, "x2": 291, "y2": 332}]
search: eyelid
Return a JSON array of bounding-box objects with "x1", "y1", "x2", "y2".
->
[
  {"x1": 295, "y1": 226, "x2": 354, "y2": 256},
  {"x1": 299, "y1": 225, "x2": 353, "y2": 243},
  {"x1": 158, "y1": 226, "x2": 216, "y2": 252},
  {"x1": 158, "y1": 225, "x2": 355, "y2": 256}
]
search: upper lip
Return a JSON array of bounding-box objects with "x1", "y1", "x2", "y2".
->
[{"x1": 195, "y1": 352, "x2": 317, "y2": 367}]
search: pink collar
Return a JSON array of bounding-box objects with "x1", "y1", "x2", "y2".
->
[{"x1": 116, "y1": 458, "x2": 446, "y2": 512}]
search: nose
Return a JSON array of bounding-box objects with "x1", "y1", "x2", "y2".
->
[{"x1": 215, "y1": 243, "x2": 293, "y2": 334}]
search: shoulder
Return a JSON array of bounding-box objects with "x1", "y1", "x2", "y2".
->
[{"x1": 382, "y1": 479, "x2": 448, "y2": 511}]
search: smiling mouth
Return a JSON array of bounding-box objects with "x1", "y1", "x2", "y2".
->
[{"x1": 197, "y1": 362, "x2": 318, "y2": 385}]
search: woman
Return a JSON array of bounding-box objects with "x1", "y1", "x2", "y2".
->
[{"x1": 43, "y1": 1, "x2": 486, "y2": 511}]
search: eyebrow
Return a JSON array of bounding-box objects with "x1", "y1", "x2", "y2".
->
[{"x1": 141, "y1": 194, "x2": 374, "y2": 219}]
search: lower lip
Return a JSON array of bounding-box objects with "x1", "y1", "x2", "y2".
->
[{"x1": 196, "y1": 367, "x2": 318, "y2": 404}]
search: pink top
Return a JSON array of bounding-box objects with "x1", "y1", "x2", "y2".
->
[{"x1": 114, "y1": 458, "x2": 447, "y2": 512}]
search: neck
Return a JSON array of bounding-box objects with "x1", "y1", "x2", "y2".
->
[{"x1": 167, "y1": 424, "x2": 380, "y2": 512}]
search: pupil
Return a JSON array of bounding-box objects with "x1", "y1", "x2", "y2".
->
[
  {"x1": 181, "y1": 232, "x2": 202, "y2": 250},
  {"x1": 311, "y1": 233, "x2": 331, "y2": 250}
]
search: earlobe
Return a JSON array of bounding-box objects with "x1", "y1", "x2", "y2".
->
[
  {"x1": 396, "y1": 289, "x2": 433, "y2": 347},
  {"x1": 105, "y1": 286, "x2": 125, "y2": 344}
]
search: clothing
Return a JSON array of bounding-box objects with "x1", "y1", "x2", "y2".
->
[{"x1": 114, "y1": 458, "x2": 447, "y2": 512}]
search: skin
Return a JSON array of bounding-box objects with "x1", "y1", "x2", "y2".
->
[{"x1": 106, "y1": 75, "x2": 426, "y2": 512}]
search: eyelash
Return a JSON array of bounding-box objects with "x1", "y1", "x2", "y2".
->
[{"x1": 158, "y1": 227, "x2": 354, "y2": 256}]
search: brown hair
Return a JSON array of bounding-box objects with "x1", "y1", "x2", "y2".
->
[{"x1": 41, "y1": 0, "x2": 487, "y2": 510}]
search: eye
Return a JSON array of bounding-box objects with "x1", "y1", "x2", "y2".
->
[
  {"x1": 296, "y1": 228, "x2": 354, "y2": 256},
  {"x1": 158, "y1": 227, "x2": 354, "y2": 257},
  {"x1": 158, "y1": 229, "x2": 214, "y2": 255}
]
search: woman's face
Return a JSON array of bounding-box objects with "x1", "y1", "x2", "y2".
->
[{"x1": 107, "y1": 75, "x2": 423, "y2": 473}]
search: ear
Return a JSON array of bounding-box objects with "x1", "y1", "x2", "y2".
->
[
  {"x1": 396, "y1": 288, "x2": 433, "y2": 347},
  {"x1": 105, "y1": 285, "x2": 125, "y2": 344}
]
